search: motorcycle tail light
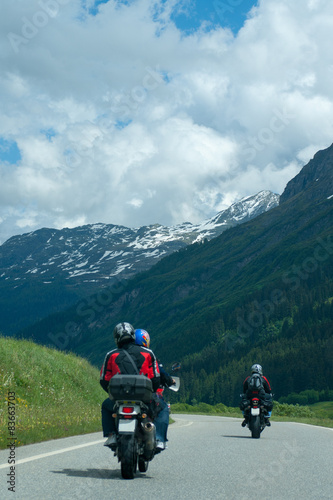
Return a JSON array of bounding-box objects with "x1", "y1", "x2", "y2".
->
[{"x1": 122, "y1": 406, "x2": 134, "y2": 413}]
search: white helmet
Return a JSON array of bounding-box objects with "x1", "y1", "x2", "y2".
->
[
  {"x1": 113, "y1": 322, "x2": 135, "y2": 347},
  {"x1": 251, "y1": 364, "x2": 263, "y2": 375}
]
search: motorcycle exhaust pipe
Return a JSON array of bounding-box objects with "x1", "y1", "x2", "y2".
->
[{"x1": 142, "y1": 422, "x2": 156, "y2": 451}]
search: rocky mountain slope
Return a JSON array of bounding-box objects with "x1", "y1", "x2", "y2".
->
[
  {"x1": 0, "y1": 190, "x2": 278, "y2": 285},
  {"x1": 0, "y1": 190, "x2": 279, "y2": 334}
]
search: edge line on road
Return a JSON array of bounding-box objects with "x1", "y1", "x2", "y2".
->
[{"x1": 0, "y1": 439, "x2": 105, "y2": 469}]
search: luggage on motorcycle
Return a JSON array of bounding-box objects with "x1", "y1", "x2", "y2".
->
[
  {"x1": 108, "y1": 374, "x2": 153, "y2": 403},
  {"x1": 239, "y1": 394, "x2": 249, "y2": 411},
  {"x1": 264, "y1": 393, "x2": 273, "y2": 411}
]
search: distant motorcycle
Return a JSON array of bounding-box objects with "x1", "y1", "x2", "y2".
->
[
  {"x1": 240, "y1": 394, "x2": 273, "y2": 439},
  {"x1": 242, "y1": 395, "x2": 269, "y2": 439},
  {"x1": 108, "y1": 374, "x2": 157, "y2": 479}
]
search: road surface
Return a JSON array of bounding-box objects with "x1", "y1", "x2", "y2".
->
[{"x1": 1, "y1": 414, "x2": 332, "y2": 500}]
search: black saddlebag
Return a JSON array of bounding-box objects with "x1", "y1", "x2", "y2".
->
[{"x1": 108, "y1": 374, "x2": 153, "y2": 403}]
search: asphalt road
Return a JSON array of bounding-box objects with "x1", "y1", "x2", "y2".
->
[{"x1": 1, "y1": 414, "x2": 332, "y2": 500}]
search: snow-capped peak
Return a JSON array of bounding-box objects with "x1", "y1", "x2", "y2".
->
[{"x1": 0, "y1": 191, "x2": 279, "y2": 286}]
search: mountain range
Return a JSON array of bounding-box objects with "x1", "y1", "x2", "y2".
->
[
  {"x1": 0, "y1": 190, "x2": 278, "y2": 334},
  {"x1": 17, "y1": 142, "x2": 333, "y2": 406}
]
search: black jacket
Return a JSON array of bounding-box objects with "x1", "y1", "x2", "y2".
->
[{"x1": 243, "y1": 374, "x2": 272, "y2": 395}]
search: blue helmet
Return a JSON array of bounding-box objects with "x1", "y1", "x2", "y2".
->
[{"x1": 135, "y1": 329, "x2": 150, "y2": 349}]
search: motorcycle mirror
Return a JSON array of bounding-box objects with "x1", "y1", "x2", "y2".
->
[
  {"x1": 168, "y1": 376, "x2": 180, "y2": 392},
  {"x1": 171, "y1": 362, "x2": 181, "y2": 372}
]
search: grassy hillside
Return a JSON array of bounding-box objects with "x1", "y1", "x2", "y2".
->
[
  {"x1": 0, "y1": 336, "x2": 105, "y2": 449},
  {"x1": 310, "y1": 401, "x2": 333, "y2": 420}
]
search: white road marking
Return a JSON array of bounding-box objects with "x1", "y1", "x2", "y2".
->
[
  {"x1": 179, "y1": 420, "x2": 194, "y2": 427},
  {"x1": 172, "y1": 418, "x2": 194, "y2": 428},
  {"x1": 287, "y1": 422, "x2": 333, "y2": 431},
  {"x1": 0, "y1": 439, "x2": 104, "y2": 469}
]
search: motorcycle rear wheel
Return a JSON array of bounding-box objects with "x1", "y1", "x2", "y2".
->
[
  {"x1": 251, "y1": 415, "x2": 261, "y2": 439},
  {"x1": 120, "y1": 435, "x2": 137, "y2": 479}
]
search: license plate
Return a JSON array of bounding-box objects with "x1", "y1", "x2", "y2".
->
[
  {"x1": 118, "y1": 419, "x2": 137, "y2": 433},
  {"x1": 251, "y1": 408, "x2": 260, "y2": 416}
]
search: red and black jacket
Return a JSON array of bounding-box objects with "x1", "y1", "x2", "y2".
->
[{"x1": 100, "y1": 341, "x2": 160, "y2": 393}]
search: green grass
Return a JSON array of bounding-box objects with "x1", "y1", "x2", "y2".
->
[
  {"x1": 171, "y1": 401, "x2": 333, "y2": 428},
  {"x1": 0, "y1": 336, "x2": 105, "y2": 449},
  {"x1": 309, "y1": 401, "x2": 333, "y2": 420},
  {"x1": 171, "y1": 402, "x2": 240, "y2": 417}
]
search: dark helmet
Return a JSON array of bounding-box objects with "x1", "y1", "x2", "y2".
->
[
  {"x1": 135, "y1": 329, "x2": 150, "y2": 348},
  {"x1": 251, "y1": 364, "x2": 263, "y2": 375},
  {"x1": 113, "y1": 322, "x2": 135, "y2": 347}
]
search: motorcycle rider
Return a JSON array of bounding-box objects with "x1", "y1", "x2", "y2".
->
[
  {"x1": 241, "y1": 363, "x2": 273, "y2": 427},
  {"x1": 135, "y1": 328, "x2": 175, "y2": 451},
  {"x1": 100, "y1": 322, "x2": 160, "y2": 449}
]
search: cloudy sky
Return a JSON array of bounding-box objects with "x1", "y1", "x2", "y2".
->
[{"x1": 1, "y1": 0, "x2": 333, "y2": 244}]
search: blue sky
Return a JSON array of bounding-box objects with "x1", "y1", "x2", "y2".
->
[
  {"x1": 0, "y1": 138, "x2": 21, "y2": 164},
  {"x1": 89, "y1": 0, "x2": 258, "y2": 32},
  {"x1": 1, "y1": 0, "x2": 333, "y2": 244},
  {"x1": 171, "y1": 0, "x2": 258, "y2": 33}
]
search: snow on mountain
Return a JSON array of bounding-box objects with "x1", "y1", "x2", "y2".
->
[{"x1": 0, "y1": 191, "x2": 279, "y2": 287}]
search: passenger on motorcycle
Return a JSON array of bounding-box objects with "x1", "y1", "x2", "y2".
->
[
  {"x1": 135, "y1": 328, "x2": 175, "y2": 451},
  {"x1": 156, "y1": 363, "x2": 175, "y2": 399},
  {"x1": 240, "y1": 363, "x2": 273, "y2": 427},
  {"x1": 100, "y1": 322, "x2": 160, "y2": 449}
]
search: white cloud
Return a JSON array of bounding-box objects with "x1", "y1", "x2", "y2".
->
[
  {"x1": 127, "y1": 198, "x2": 144, "y2": 209},
  {"x1": 1, "y1": 0, "x2": 333, "y2": 243}
]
